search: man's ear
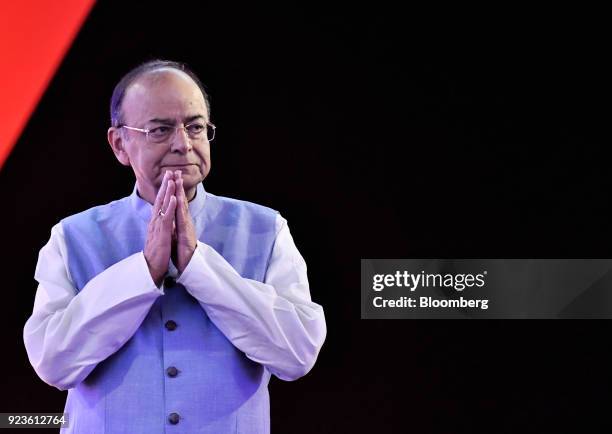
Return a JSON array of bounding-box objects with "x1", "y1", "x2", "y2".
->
[{"x1": 107, "y1": 127, "x2": 130, "y2": 166}]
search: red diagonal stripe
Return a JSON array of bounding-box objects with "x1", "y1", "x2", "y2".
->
[{"x1": 0, "y1": 0, "x2": 95, "y2": 169}]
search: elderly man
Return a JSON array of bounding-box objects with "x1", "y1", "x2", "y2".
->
[{"x1": 23, "y1": 60, "x2": 326, "y2": 433}]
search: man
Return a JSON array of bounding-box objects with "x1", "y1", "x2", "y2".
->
[{"x1": 23, "y1": 60, "x2": 326, "y2": 433}]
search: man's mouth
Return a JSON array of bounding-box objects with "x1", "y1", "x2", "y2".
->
[{"x1": 162, "y1": 163, "x2": 196, "y2": 168}]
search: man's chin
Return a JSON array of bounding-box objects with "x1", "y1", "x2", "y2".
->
[{"x1": 182, "y1": 173, "x2": 205, "y2": 195}]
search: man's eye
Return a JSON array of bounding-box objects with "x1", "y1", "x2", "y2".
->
[
  {"x1": 148, "y1": 126, "x2": 173, "y2": 140},
  {"x1": 186, "y1": 124, "x2": 205, "y2": 134},
  {"x1": 150, "y1": 126, "x2": 171, "y2": 135}
]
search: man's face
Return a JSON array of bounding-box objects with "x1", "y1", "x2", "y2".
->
[{"x1": 110, "y1": 68, "x2": 211, "y2": 202}]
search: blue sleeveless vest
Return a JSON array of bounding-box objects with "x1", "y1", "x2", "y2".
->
[{"x1": 60, "y1": 183, "x2": 278, "y2": 434}]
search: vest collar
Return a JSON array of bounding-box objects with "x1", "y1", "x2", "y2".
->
[{"x1": 129, "y1": 182, "x2": 207, "y2": 222}]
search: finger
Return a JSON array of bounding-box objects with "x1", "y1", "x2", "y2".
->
[
  {"x1": 163, "y1": 195, "x2": 177, "y2": 227},
  {"x1": 154, "y1": 170, "x2": 171, "y2": 212},
  {"x1": 175, "y1": 176, "x2": 186, "y2": 227},
  {"x1": 174, "y1": 170, "x2": 185, "y2": 205},
  {"x1": 176, "y1": 176, "x2": 185, "y2": 205},
  {"x1": 153, "y1": 170, "x2": 171, "y2": 214},
  {"x1": 161, "y1": 180, "x2": 176, "y2": 216}
]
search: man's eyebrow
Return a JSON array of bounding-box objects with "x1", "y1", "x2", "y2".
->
[
  {"x1": 148, "y1": 118, "x2": 176, "y2": 125},
  {"x1": 185, "y1": 115, "x2": 206, "y2": 123},
  {"x1": 147, "y1": 115, "x2": 206, "y2": 125}
]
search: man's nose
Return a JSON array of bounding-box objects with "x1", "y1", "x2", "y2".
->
[{"x1": 170, "y1": 127, "x2": 191, "y2": 153}]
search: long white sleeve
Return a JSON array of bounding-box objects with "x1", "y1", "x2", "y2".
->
[
  {"x1": 177, "y1": 214, "x2": 326, "y2": 381},
  {"x1": 23, "y1": 223, "x2": 163, "y2": 391}
]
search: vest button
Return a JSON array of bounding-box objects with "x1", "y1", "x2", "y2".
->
[
  {"x1": 167, "y1": 366, "x2": 179, "y2": 377},
  {"x1": 168, "y1": 412, "x2": 180, "y2": 425},
  {"x1": 164, "y1": 276, "x2": 176, "y2": 288},
  {"x1": 165, "y1": 320, "x2": 177, "y2": 331}
]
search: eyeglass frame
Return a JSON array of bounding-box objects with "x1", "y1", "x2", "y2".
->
[{"x1": 118, "y1": 120, "x2": 216, "y2": 143}]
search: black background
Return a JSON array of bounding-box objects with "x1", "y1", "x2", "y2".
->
[{"x1": 2, "y1": 2, "x2": 610, "y2": 433}]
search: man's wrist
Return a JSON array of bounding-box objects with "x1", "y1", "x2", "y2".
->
[{"x1": 144, "y1": 255, "x2": 166, "y2": 287}]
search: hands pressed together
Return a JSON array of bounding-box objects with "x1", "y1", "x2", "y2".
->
[{"x1": 144, "y1": 170, "x2": 198, "y2": 286}]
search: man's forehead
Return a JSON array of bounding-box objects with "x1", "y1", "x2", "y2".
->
[{"x1": 122, "y1": 69, "x2": 207, "y2": 121}]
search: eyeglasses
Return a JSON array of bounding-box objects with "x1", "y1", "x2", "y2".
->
[{"x1": 119, "y1": 121, "x2": 216, "y2": 143}]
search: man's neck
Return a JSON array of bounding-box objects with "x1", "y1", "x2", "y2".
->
[{"x1": 185, "y1": 187, "x2": 197, "y2": 202}]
